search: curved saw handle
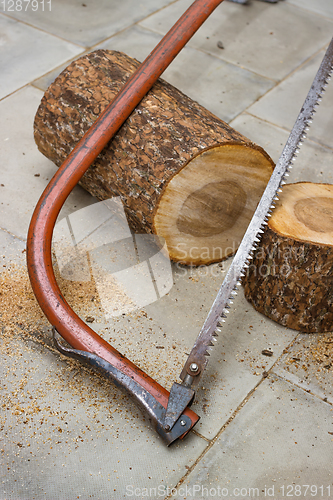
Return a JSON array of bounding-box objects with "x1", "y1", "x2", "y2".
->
[{"x1": 26, "y1": 0, "x2": 225, "y2": 444}]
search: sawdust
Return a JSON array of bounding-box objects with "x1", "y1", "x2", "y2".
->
[
  {"x1": 0, "y1": 266, "x2": 126, "y2": 455},
  {"x1": 0, "y1": 261, "x2": 102, "y2": 343},
  {"x1": 0, "y1": 262, "x2": 167, "y2": 453},
  {"x1": 0, "y1": 259, "x2": 187, "y2": 391},
  {"x1": 0, "y1": 265, "x2": 48, "y2": 339}
]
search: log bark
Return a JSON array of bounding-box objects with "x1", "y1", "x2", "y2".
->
[
  {"x1": 34, "y1": 49, "x2": 274, "y2": 265},
  {"x1": 243, "y1": 182, "x2": 333, "y2": 333}
]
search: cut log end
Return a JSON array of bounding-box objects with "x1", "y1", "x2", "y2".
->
[
  {"x1": 269, "y1": 182, "x2": 333, "y2": 246},
  {"x1": 243, "y1": 182, "x2": 333, "y2": 333},
  {"x1": 154, "y1": 144, "x2": 273, "y2": 265}
]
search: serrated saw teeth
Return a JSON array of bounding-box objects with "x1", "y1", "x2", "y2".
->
[{"x1": 178, "y1": 38, "x2": 333, "y2": 390}]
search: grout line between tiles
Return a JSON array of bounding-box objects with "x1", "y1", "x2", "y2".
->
[
  {"x1": 229, "y1": 40, "x2": 333, "y2": 125},
  {"x1": 190, "y1": 428, "x2": 211, "y2": 443},
  {"x1": 137, "y1": 19, "x2": 279, "y2": 86},
  {"x1": 0, "y1": 0, "x2": 181, "y2": 54},
  {"x1": 270, "y1": 368, "x2": 333, "y2": 405},
  {"x1": 240, "y1": 110, "x2": 333, "y2": 153},
  {"x1": 0, "y1": 226, "x2": 26, "y2": 243},
  {"x1": 23, "y1": 3, "x2": 181, "y2": 92},
  {"x1": 283, "y1": 3, "x2": 333, "y2": 22},
  {"x1": 0, "y1": 10, "x2": 86, "y2": 48},
  {"x1": 1, "y1": 82, "x2": 49, "y2": 103}
]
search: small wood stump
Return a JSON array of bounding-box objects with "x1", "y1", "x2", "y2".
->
[
  {"x1": 34, "y1": 49, "x2": 274, "y2": 265},
  {"x1": 243, "y1": 182, "x2": 333, "y2": 333}
]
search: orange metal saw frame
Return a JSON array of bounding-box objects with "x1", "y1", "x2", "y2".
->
[{"x1": 26, "y1": 0, "x2": 224, "y2": 445}]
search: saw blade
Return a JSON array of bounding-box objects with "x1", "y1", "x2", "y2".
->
[{"x1": 180, "y1": 37, "x2": 333, "y2": 387}]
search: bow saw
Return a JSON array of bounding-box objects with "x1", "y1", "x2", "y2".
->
[{"x1": 27, "y1": 0, "x2": 333, "y2": 445}]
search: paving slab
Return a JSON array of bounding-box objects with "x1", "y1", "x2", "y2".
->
[
  {"x1": 34, "y1": 24, "x2": 273, "y2": 123},
  {"x1": 140, "y1": 0, "x2": 333, "y2": 80},
  {"x1": 31, "y1": 26, "x2": 165, "y2": 97},
  {"x1": 0, "y1": 86, "x2": 55, "y2": 240},
  {"x1": 170, "y1": 375, "x2": 333, "y2": 500},
  {"x1": 0, "y1": 0, "x2": 177, "y2": 47},
  {"x1": 0, "y1": 85, "x2": 95, "y2": 240},
  {"x1": 0, "y1": 14, "x2": 83, "y2": 100},
  {"x1": 0, "y1": 335, "x2": 208, "y2": 500},
  {"x1": 0, "y1": 230, "x2": 26, "y2": 268},
  {"x1": 32, "y1": 24, "x2": 160, "y2": 93},
  {"x1": 247, "y1": 47, "x2": 333, "y2": 149}
]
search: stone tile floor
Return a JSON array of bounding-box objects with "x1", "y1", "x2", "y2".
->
[{"x1": 0, "y1": 1, "x2": 332, "y2": 499}]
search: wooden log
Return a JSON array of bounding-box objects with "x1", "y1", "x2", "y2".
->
[
  {"x1": 243, "y1": 182, "x2": 333, "y2": 333},
  {"x1": 34, "y1": 49, "x2": 274, "y2": 265}
]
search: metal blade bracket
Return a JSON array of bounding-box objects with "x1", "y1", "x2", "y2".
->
[
  {"x1": 163, "y1": 383, "x2": 195, "y2": 432},
  {"x1": 178, "y1": 37, "x2": 333, "y2": 397}
]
